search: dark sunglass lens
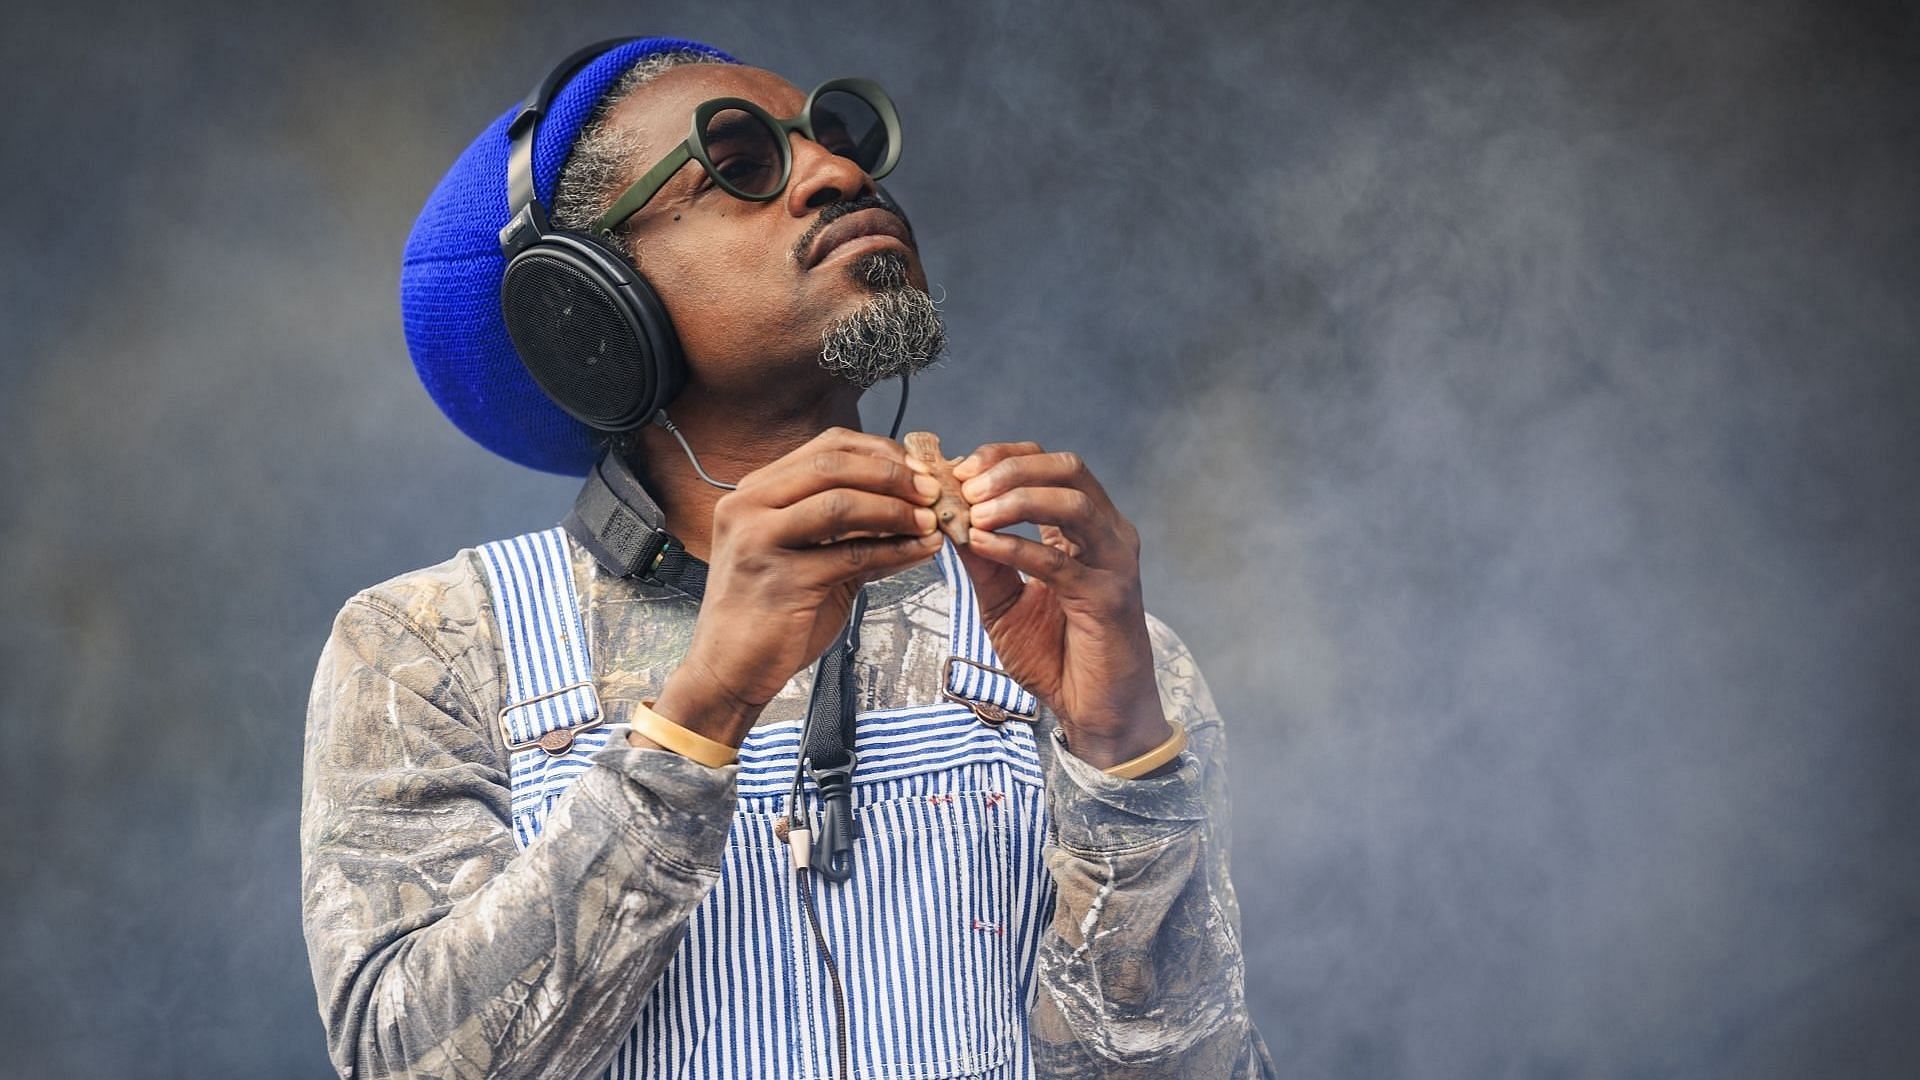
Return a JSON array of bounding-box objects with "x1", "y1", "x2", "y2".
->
[
  {"x1": 700, "y1": 107, "x2": 784, "y2": 196},
  {"x1": 810, "y1": 89, "x2": 887, "y2": 173}
]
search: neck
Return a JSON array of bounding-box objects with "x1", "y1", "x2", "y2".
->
[{"x1": 621, "y1": 381, "x2": 866, "y2": 563}]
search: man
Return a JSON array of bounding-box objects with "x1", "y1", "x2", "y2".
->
[{"x1": 301, "y1": 35, "x2": 1276, "y2": 1079}]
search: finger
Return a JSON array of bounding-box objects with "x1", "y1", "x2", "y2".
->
[
  {"x1": 741, "y1": 424, "x2": 915, "y2": 483},
  {"x1": 1038, "y1": 523, "x2": 1084, "y2": 561},
  {"x1": 950, "y1": 441, "x2": 1045, "y2": 483},
  {"x1": 963, "y1": 527, "x2": 1089, "y2": 589},
  {"x1": 788, "y1": 530, "x2": 945, "y2": 583},
  {"x1": 744, "y1": 445, "x2": 939, "y2": 510},
  {"x1": 771, "y1": 489, "x2": 939, "y2": 549},
  {"x1": 806, "y1": 424, "x2": 922, "y2": 460},
  {"x1": 967, "y1": 486, "x2": 1122, "y2": 567},
  {"x1": 957, "y1": 449, "x2": 1115, "y2": 517}
]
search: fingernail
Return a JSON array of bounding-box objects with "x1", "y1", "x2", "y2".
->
[
  {"x1": 913, "y1": 473, "x2": 941, "y2": 499},
  {"x1": 960, "y1": 477, "x2": 989, "y2": 502},
  {"x1": 915, "y1": 508, "x2": 937, "y2": 533},
  {"x1": 968, "y1": 527, "x2": 993, "y2": 545},
  {"x1": 952, "y1": 455, "x2": 980, "y2": 479},
  {"x1": 905, "y1": 455, "x2": 932, "y2": 475}
]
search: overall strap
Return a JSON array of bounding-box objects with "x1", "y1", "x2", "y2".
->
[
  {"x1": 935, "y1": 541, "x2": 1039, "y2": 724},
  {"x1": 477, "y1": 526, "x2": 608, "y2": 847}
]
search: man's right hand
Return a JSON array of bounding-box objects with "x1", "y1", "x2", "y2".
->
[{"x1": 649, "y1": 427, "x2": 943, "y2": 747}]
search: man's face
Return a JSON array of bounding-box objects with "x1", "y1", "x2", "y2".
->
[{"x1": 598, "y1": 63, "x2": 939, "y2": 397}]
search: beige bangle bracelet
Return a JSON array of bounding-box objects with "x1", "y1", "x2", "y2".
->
[
  {"x1": 629, "y1": 699, "x2": 740, "y2": 768},
  {"x1": 1101, "y1": 719, "x2": 1188, "y2": 779}
]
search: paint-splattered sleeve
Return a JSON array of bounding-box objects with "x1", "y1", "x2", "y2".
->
[
  {"x1": 1031, "y1": 613, "x2": 1280, "y2": 1078},
  {"x1": 299, "y1": 579, "x2": 737, "y2": 1080}
]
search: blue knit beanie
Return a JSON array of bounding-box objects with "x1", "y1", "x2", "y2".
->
[{"x1": 400, "y1": 37, "x2": 742, "y2": 476}]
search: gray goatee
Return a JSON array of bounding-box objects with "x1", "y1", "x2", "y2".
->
[{"x1": 816, "y1": 249, "x2": 948, "y2": 389}]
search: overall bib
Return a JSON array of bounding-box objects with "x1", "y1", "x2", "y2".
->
[{"x1": 479, "y1": 527, "x2": 1058, "y2": 1079}]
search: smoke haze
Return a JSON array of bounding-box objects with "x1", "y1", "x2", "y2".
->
[{"x1": 2, "y1": 0, "x2": 1916, "y2": 1076}]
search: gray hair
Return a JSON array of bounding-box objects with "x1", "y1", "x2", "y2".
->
[
  {"x1": 816, "y1": 250, "x2": 948, "y2": 389},
  {"x1": 550, "y1": 49, "x2": 729, "y2": 260}
]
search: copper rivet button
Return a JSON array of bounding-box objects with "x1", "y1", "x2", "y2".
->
[
  {"x1": 537, "y1": 728, "x2": 575, "y2": 755},
  {"x1": 972, "y1": 702, "x2": 1008, "y2": 726}
]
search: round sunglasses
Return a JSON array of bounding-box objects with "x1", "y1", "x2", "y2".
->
[{"x1": 591, "y1": 77, "x2": 901, "y2": 241}]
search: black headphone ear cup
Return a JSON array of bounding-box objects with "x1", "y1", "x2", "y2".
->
[{"x1": 499, "y1": 231, "x2": 685, "y2": 432}]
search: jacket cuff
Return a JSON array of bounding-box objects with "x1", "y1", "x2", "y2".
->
[
  {"x1": 585, "y1": 721, "x2": 739, "y2": 874},
  {"x1": 1040, "y1": 710, "x2": 1209, "y2": 853}
]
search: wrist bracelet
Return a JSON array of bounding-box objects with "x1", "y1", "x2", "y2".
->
[
  {"x1": 1101, "y1": 719, "x2": 1188, "y2": 779},
  {"x1": 629, "y1": 699, "x2": 740, "y2": 768}
]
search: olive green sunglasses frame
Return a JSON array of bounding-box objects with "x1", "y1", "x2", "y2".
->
[{"x1": 590, "y1": 77, "x2": 902, "y2": 241}]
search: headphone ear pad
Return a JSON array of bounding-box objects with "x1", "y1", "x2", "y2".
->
[{"x1": 499, "y1": 231, "x2": 684, "y2": 433}]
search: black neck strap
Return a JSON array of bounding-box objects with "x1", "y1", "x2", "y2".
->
[{"x1": 562, "y1": 449, "x2": 709, "y2": 600}]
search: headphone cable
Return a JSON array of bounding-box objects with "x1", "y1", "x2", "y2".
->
[
  {"x1": 654, "y1": 410, "x2": 739, "y2": 491},
  {"x1": 797, "y1": 869, "x2": 852, "y2": 1079},
  {"x1": 655, "y1": 371, "x2": 912, "y2": 492},
  {"x1": 660, "y1": 369, "x2": 911, "y2": 1077},
  {"x1": 886, "y1": 371, "x2": 911, "y2": 440}
]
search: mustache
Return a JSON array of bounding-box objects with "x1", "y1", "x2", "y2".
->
[{"x1": 791, "y1": 191, "x2": 916, "y2": 267}]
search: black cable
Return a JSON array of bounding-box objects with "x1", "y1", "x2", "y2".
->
[
  {"x1": 775, "y1": 373, "x2": 904, "y2": 1078},
  {"x1": 887, "y1": 371, "x2": 911, "y2": 440},
  {"x1": 785, "y1": 589, "x2": 867, "y2": 1078},
  {"x1": 797, "y1": 869, "x2": 851, "y2": 1080}
]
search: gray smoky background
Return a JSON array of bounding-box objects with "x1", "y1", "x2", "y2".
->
[{"x1": 2, "y1": 0, "x2": 1916, "y2": 1076}]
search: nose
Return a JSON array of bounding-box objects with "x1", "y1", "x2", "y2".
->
[{"x1": 784, "y1": 130, "x2": 877, "y2": 214}]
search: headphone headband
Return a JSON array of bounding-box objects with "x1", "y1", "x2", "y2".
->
[
  {"x1": 510, "y1": 37, "x2": 642, "y2": 139},
  {"x1": 503, "y1": 37, "x2": 641, "y2": 229},
  {"x1": 500, "y1": 37, "x2": 647, "y2": 255}
]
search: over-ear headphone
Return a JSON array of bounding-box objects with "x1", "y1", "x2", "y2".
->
[
  {"x1": 495, "y1": 39, "x2": 912, "y2": 436},
  {"x1": 497, "y1": 38, "x2": 683, "y2": 435}
]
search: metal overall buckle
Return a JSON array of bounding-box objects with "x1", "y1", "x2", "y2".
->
[
  {"x1": 500, "y1": 680, "x2": 605, "y2": 756},
  {"x1": 940, "y1": 655, "x2": 1037, "y2": 727}
]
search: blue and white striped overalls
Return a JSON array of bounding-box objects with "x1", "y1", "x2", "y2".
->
[{"x1": 479, "y1": 527, "x2": 1057, "y2": 1078}]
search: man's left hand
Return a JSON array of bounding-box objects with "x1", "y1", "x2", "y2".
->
[{"x1": 932, "y1": 441, "x2": 1174, "y2": 770}]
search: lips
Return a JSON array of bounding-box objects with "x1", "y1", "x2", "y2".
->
[{"x1": 806, "y1": 207, "x2": 914, "y2": 270}]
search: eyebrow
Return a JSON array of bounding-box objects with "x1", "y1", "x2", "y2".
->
[{"x1": 702, "y1": 114, "x2": 769, "y2": 145}]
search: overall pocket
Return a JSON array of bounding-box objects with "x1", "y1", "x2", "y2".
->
[{"x1": 793, "y1": 744, "x2": 1050, "y2": 1080}]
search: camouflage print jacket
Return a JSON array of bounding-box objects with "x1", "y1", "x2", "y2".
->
[{"x1": 300, "y1": 524, "x2": 1277, "y2": 1079}]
